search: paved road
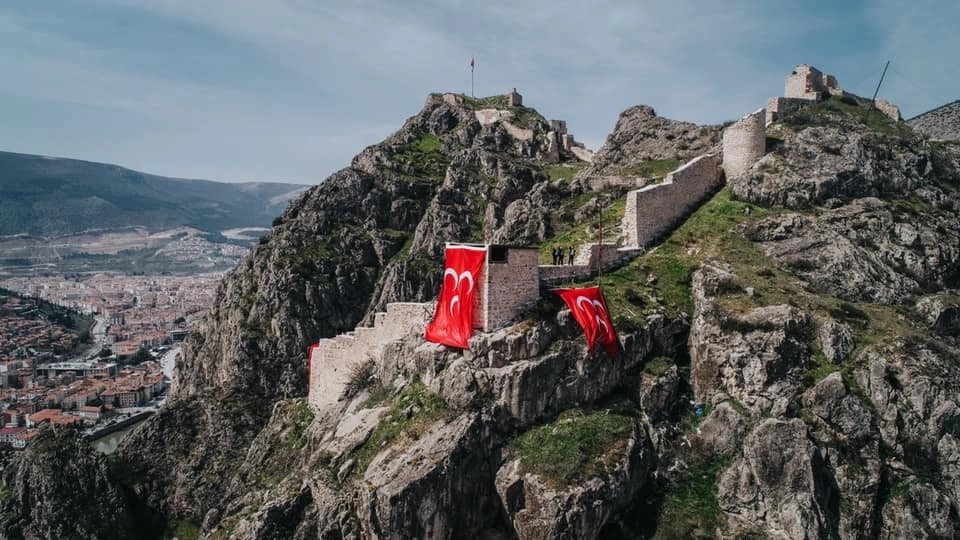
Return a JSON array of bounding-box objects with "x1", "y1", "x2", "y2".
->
[{"x1": 161, "y1": 345, "x2": 180, "y2": 380}]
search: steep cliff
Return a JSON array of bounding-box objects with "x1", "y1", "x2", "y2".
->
[
  {"x1": 0, "y1": 426, "x2": 158, "y2": 539},
  {"x1": 580, "y1": 105, "x2": 723, "y2": 180},
  {"x1": 113, "y1": 92, "x2": 598, "y2": 525},
  {"x1": 5, "y1": 90, "x2": 960, "y2": 539}
]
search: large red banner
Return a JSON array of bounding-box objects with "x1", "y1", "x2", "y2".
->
[
  {"x1": 425, "y1": 245, "x2": 487, "y2": 348},
  {"x1": 554, "y1": 286, "x2": 619, "y2": 359}
]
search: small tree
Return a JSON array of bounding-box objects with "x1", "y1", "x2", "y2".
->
[{"x1": 129, "y1": 347, "x2": 152, "y2": 365}]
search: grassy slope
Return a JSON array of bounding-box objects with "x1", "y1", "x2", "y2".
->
[{"x1": 509, "y1": 97, "x2": 947, "y2": 535}]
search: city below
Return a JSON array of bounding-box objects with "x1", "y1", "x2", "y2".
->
[{"x1": 0, "y1": 272, "x2": 223, "y2": 450}]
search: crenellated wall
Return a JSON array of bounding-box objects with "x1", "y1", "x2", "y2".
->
[
  {"x1": 621, "y1": 154, "x2": 723, "y2": 249},
  {"x1": 308, "y1": 302, "x2": 433, "y2": 410}
]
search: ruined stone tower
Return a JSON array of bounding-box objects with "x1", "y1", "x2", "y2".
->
[{"x1": 722, "y1": 109, "x2": 766, "y2": 178}]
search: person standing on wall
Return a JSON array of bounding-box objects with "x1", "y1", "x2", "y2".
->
[{"x1": 568, "y1": 246, "x2": 575, "y2": 265}]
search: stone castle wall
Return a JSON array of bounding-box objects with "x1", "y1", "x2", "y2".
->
[
  {"x1": 308, "y1": 302, "x2": 433, "y2": 410},
  {"x1": 481, "y1": 248, "x2": 540, "y2": 332},
  {"x1": 875, "y1": 99, "x2": 902, "y2": 122},
  {"x1": 537, "y1": 244, "x2": 642, "y2": 287},
  {"x1": 722, "y1": 109, "x2": 766, "y2": 178},
  {"x1": 766, "y1": 97, "x2": 812, "y2": 124},
  {"x1": 621, "y1": 154, "x2": 723, "y2": 248},
  {"x1": 784, "y1": 64, "x2": 838, "y2": 101}
]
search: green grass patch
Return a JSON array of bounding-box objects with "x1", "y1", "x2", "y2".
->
[
  {"x1": 777, "y1": 96, "x2": 914, "y2": 138},
  {"x1": 461, "y1": 94, "x2": 510, "y2": 109},
  {"x1": 508, "y1": 408, "x2": 634, "y2": 486},
  {"x1": 412, "y1": 133, "x2": 441, "y2": 153},
  {"x1": 619, "y1": 158, "x2": 681, "y2": 179},
  {"x1": 889, "y1": 197, "x2": 934, "y2": 217},
  {"x1": 600, "y1": 188, "x2": 775, "y2": 324},
  {"x1": 544, "y1": 162, "x2": 588, "y2": 182},
  {"x1": 164, "y1": 518, "x2": 200, "y2": 540},
  {"x1": 653, "y1": 455, "x2": 730, "y2": 539},
  {"x1": 394, "y1": 132, "x2": 451, "y2": 178},
  {"x1": 282, "y1": 398, "x2": 315, "y2": 449},
  {"x1": 802, "y1": 350, "x2": 840, "y2": 388},
  {"x1": 643, "y1": 356, "x2": 676, "y2": 377},
  {"x1": 350, "y1": 380, "x2": 452, "y2": 477},
  {"x1": 538, "y1": 197, "x2": 626, "y2": 264}
]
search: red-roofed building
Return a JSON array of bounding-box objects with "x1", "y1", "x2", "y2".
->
[
  {"x1": 78, "y1": 405, "x2": 102, "y2": 423},
  {"x1": 0, "y1": 426, "x2": 26, "y2": 445},
  {"x1": 13, "y1": 429, "x2": 39, "y2": 449},
  {"x1": 27, "y1": 408, "x2": 61, "y2": 427}
]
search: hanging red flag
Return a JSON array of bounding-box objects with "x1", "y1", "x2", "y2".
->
[
  {"x1": 308, "y1": 342, "x2": 321, "y2": 383},
  {"x1": 554, "y1": 286, "x2": 619, "y2": 359},
  {"x1": 425, "y1": 245, "x2": 487, "y2": 348}
]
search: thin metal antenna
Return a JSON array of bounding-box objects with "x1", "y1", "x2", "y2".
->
[{"x1": 871, "y1": 60, "x2": 890, "y2": 104}]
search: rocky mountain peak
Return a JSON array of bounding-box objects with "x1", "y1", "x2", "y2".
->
[
  {"x1": 5, "y1": 79, "x2": 960, "y2": 539},
  {"x1": 582, "y1": 104, "x2": 723, "y2": 179}
]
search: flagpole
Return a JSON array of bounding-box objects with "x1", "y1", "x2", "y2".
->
[
  {"x1": 470, "y1": 57, "x2": 475, "y2": 98},
  {"x1": 596, "y1": 198, "x2": 603, "y2": 282}
]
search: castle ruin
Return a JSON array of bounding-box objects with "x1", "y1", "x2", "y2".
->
[
  {"x1": 309, "y1": 67, "x2": 891, "y2": 410},
  {"x1": 620, "y1": 154, "x2": 723, "y2": 249},
  {"x1": 767, "y1": 64, "x2": 902, "y2": 124},
  {"x1": 721, "y1": 109, "x2": 767, "y2": 179}
]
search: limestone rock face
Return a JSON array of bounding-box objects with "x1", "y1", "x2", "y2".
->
[
  {"x1": 495, "y1": 421, "x2": 653, "y2": 540},
  {"x1": 733, "y1": 112, "x2": 960, "y2": 304},
  {"x1": 689, "y1": 261, "x2": 814, "y2": 415},
  {"x1": 111, "y1": 92, "x2": 591, "y2": 524},
  {"x1": 719, "y1": 418, "x2": 840, "y2": 539},
  {"x1": 10, "y1": 89, "x2": 960, "y2": 539},
  {"x1": 0, "y1": 427, "x2": 150, "y2": 540},
  {"x1": 907, "y1": 100, "x2": 960, "y2": 141},
  {"x1": 582, "y1": 105, "x2": 722, "y2": 179}
]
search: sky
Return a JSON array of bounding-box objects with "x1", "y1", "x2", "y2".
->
[{"x1": 0, "y1": 1, "x2": 957, "y2": 185}]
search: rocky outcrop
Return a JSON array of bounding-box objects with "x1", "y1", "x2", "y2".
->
[
  {"x1": 0, "y1": 427, "x2": 154, "y2": 540},
  {"x1": 9, "y1": 83, "x2": 960, "y2": 539},
  {"x1": 495, "y1": 420, "x2": 653, "y2": 540},
  {"x1": 732, "y1": 110, "x2": 960, "y2": 303},
  {"x1": 689, "y1": 101, "x2": 960, "y2": 538},
  {"x1": 111, "y1": 92, "x2": 592, "y2": 526},
  {"x1": 581, "y1": 105, "x2": 722, "y2": 179},
  {"x1": 908, "y1": 100, "x2": 960, "y2": 141}
]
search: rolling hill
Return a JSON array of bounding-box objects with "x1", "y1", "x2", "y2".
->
[{"x1": 0, "y1": 150, "x2": 308, "y2": 237}]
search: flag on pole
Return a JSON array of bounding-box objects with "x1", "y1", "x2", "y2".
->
[
  {"x1": 470, "y1": 57, "x2": 475, "y2": 71},
  {"x1": 425, "y1": 245, "x2": 487, "y2": 348},
  {"x1": 553, "y1": 286, "x2": 620, "y2": 359}
]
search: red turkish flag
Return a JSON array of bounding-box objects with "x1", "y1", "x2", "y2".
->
[
  {"x1": 308, "y1": 342, "x2": 321, "y2": 382},
  {"x1": 554, "y1": 286, "x2": 619, "y2": 359},
  {"x1": 425, "y1": 245, "x2": 486, "y2": 348}
]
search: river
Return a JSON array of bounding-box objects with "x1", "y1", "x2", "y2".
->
[
  {"x1": 90, "y1": 424, "x2": 138, "y2": 454},
  {"x1": 89, "y1": 345, "x2": 178, "y2": 454},
  {"x1": 161, "y1": 345, "x2": 179, "y2": 380}
]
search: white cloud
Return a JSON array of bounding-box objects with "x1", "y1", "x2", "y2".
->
[{"x1": 0, "y1": 1, "x2": 956, "y2": 182}]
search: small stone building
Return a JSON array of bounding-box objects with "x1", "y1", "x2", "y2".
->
[
  {"x1": 507, "y1": 88, "x2": 523, "y2": 107},
  {"x1": 469, "y1": 244, "x2": 540, "y2": 332},
  {"x1": 785, "y1": 64, "x2": 838, "y2": 101}
]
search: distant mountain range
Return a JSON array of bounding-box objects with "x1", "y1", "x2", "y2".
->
[{"x1": 0, "y1": 150, "x2": 308, "y2": 237}]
